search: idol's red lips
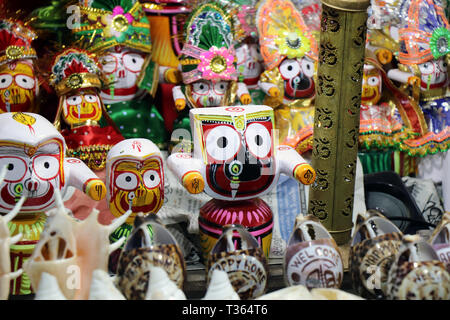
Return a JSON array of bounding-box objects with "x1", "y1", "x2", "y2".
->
[
  {"x1": 1, "y1": 183, "x2": 54, "y2": 207},
  {"x1": 119, "y1": 192, "x2": 158, "y2": 214}
]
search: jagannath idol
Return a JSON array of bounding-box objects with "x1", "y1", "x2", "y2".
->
[
  {"x1": 0, "y1": 19, "x2": 39, "y2": 114},
  {"x1": 73, "y1": 0, "x2": 168, "y2": 148},
  {"x1": 0, "y1": 112, "x2": 106, "y2": 295},
  {"x1": 50, "y1": 47, "x2": 124, "y2": 171}
]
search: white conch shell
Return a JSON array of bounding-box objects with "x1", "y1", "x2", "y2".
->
[
  {"x1": 203, "y1": 270, "x2": 239, "y2": 300},
  {"x1": 145, "y1": 266, "x2": 186, "y2": 300},
  {"x1": 35, "y1": 272, "x2": 67, "y2": 300},
  {"x1": 89, "y1": 269, "x2": 126, "y2": 300},
  {"x1": 256, "y1": 285, "x2": 313, "y2": 300},
  {"x1": 310, "y1": 288, "x2": 365, "y2": 300},
  {"x1": 24, "y1": 188, "x2": 132, "y2": 300},
  {"x1": 0, "y1": 169, "x2": 25, "y2": 300}
]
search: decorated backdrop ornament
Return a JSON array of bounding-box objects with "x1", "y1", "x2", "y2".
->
[
  {"x1": 0, "y1": 112, "x2": 106, "y2": 295},
  {"x1": 116, "y1": 214, "x2": 186, "y2": 300},
  {"x1": 73, "y1": 0, "x2": 168, "y2": 148},
  {"x1": 0, "y1": 19, "x2": 39, "y2": 114},
  {"x1": 170, "y1": 2, "x2": 252, "y2": 151},
  {"x1": 349, "y1": 210, "x2": 403, "y2": 299},
  {"x1": 255, "y1": 0, "x2": 318, "y2": 152},
  {"x1": 50, "y1": 48, "x2": 124, "y2": 171},
  {"x1": 206, "y1": 224, "x2": 268, "y2": 300},
  {"x1": 283, "y1": 214, "x2": 344, "y2": 290},
  {"x1": 386, "y1": 0, "x2": 450, "y2": 211},
  {"x1": 167, "y1": 105, "x2": 316, "y2": 260}
]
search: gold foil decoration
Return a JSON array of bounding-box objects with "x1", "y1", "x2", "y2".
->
[{"x1": 308, "y1": 0, "x2": 370, "y2": 245}]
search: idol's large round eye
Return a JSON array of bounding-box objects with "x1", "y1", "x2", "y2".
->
[
  {"x1": 123, "y1": 53, "x2": 145, "y2": 73},
  {"x1": 301, "y1": 58, "x2": 315, "y2": 78},
  {"x1": 0, "y1": 157, "x2": 26, "y2": 182},
  {"x1": 84, "y1": 94, "x2": 98, "y2": 103},
  {"x1": 367, "y1": 76, "x2": 380, "y2": 86},
  {"x1": 419, "y1": 62, "x2": 435, "y2": 75},
  {"x1": 0, "y1": 74, "x2": 13, "y2": 89},
  {"x1": 142, "y1": 170, "x2": 161, "y2": 189},
  {"x1": 33, "y1": 155, "x2": 60, "y2": 180},
  {"x1": 438, "y1": 58, "x2": 448, "y2": 71},
  {"x1": 213, "y1": 81, "x2": 228, "y2": 95},
  {"x1": 192, "y1": 81, "x2": 210, "y2": 95},
  {"x1": 15, "y1": 75, "x2": 35, "y2": 90},
  {"x1": 67, "y1": 95, "x2": 82, "y2": 105},
  {"x1": 115, "y1": 172, "x2": 138, "y2": 190},
  {"x1": 279, "y1": 59, "x2": 301, "y2": 79},
  {"x1": 205, "y1": 126, "x2": 241, "y2": 161},
  {"x1": 245, "y1": 123, "x2": 272, "y2": 158},
  {"x1": 100, "y1": 54, "x2": 118, "y2": 74}
]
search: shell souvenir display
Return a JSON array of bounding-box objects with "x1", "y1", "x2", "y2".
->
[
  {"x1": 0, "y1": 112, "x2": 106, "y2": 295},
  {"x1": 386, "y1": 234, "x2": 450, "y2": 300},
  {"x1": 0, "y1": 19, "x2": 39, "y2": 114},
  {"x1": 349, "y1": 210, "x2": 403, "y2": 299},
  {"x1": 168, "y1": 105, "x2": 316, "y2": 260},
  {"x1": 116, "y1": 214, "x2": 186, "y2": 300},
  {"x1": 255, "y1": 0, "x2": 319, "y2": 151},
  {"x1": 429, "y1": 212, "x2": 450, "y2": 271},
  {"x1": 387, "y1": 0, "x2": 450, "y2": 209},
  {"x1": 73, "y1": 0, "x2": 168, "y2": 148},
  {"x1": 206, "y1": 224, "x2": 268, "y2": 300},
  {"x1": 106, "y1": 138, "x2": 164, "y2": 245},
  {"x1": 171, "y1": 2, "x2": 252, "y2": 149},
  {"x1": 50, "y1": 48, "x2": 124, "y2": 171},
  {"x1": 283, "y1": 215, "x2": 344, "y2": 290},
  {"x1": 23, "y1": 189, "x2": 132, "y2": 300}
]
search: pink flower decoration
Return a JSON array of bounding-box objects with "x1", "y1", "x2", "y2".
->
[
  {"x1": 112, "y1": 6, "x2": 134, "y2": 24},
  {"x1": 198, "y1": 46, "x2": 236, "y2": 81}
]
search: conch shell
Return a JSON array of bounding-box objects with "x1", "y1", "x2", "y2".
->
[
  {"x1": 0, "y1": 166, "x2": 25, "y2": 300},
  {"x1": 203, "y1": 269, "x2": 239, "y2": 300},
  {"x1": 24, "y1": 188, "x2": 131, "y2": 299},
  {"x1": 310, "y1": 288, "x2": 365, "y2": 300},
  {"x1": 145, "y1": 266, "x2": 186, "y2": 300},
  {"x1": 34, "y1": 272, "x2": 67, "y2": 300},
  {"x1": 89, "y1": 269, "x2": 126, "y2": 300},
  {"x1": 256, "y1": 285, "x2": 313, "y2": 300}
]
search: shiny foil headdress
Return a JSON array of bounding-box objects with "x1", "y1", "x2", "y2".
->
[
  {"x1": 256, "y1": 0, "x2": 318, "y2": 70},
  {"x1": 73, "y1": 0, "x2": 152, "y2": 54},
  {"x1": 398, "y1": 0, "x2": 450, "y2": 65},
  {"x1": 180, "y1": 2, "x2": 237, "y2": 84},
  {"x1": 0, "y1": 19, "x2": 37, "y2": 66}
]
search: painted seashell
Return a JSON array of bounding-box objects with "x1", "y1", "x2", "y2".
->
[
  {"x1": 284, "y1": 215, "x2": 343, "y2": 289},
  {"x1": 34, "y1": 272, "x2": 67, "y2": 300},
  {"x1": 117, "y1": 214, "x2": 186, "y2": 300},
  {"x1": 0, "y1": 179, "x2": 25, "y2": 300},
  {"x1": 203, "y1": 269, "x2": 240, "y2": 300},
  {"x1": 349, "y1": 210, "x2": 403, "y2": 299},
  {"x1": 310, "y1": 288, "x2": 364, "y2": 300},
  {"x1": 89, "y1": 269, "x2": 126, "y2": 300},
  {"x1": 145, "y1": 266, "x2": 186, "y2": 300},
  {"x1": 429, "y1": 213, "x2": 450, "y2": 272},
  {"x1": 386, "y1": 235, "x2": 450, "y2": 300},
  {"x1": 256, "y1": 285, "x2": 313, "y2": 300},
  {"x1": 206, "y1": 224, "x2": 269, "y2": 300},
  {"x1": 24, "y1": 188, "x2": 131, "y2": 300}
]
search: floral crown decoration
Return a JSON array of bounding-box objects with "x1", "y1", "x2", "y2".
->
[
  {"x1": 49, "y1": 48, "x2": 105, "y2": 95},
  {"x1": 256, "y1": 0, "x2": 318, "y2": 71},
  {"x1": 180, "y1": 2, "x2": 238, "y2": 84},
  {"x1": 398, "y1": 0, "x2": 450, "y2": 65},
  {"x1": 72, "y1": 0, "x2": 152, "y2": 54},
  {"x1": 0, "y1": 19, "x2": 37, "y2": 66}
]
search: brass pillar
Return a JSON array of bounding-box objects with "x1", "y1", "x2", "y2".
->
[{"x1": 308, "y1": 0, "x2": 370, "y2": 244}]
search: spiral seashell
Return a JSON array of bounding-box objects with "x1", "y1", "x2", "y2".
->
[
  {"x1": 203, "y1": 269, "x2": 239, "y2": 300},
  {"x1": 34, "y1": 272, "x2": 67, "y2": 300},
  {"x1": 89, "y1": 269, "x2": 126, "y2": 300},
  {"x1": 256, "y1": 285, "x2": 313, "y2": 300},
  {"x1": 310, "y1": 288, "x2": 365, "y2": 300},
  {"x1": 145, "y1": 266, "x2": 186, "y2": 300}
]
